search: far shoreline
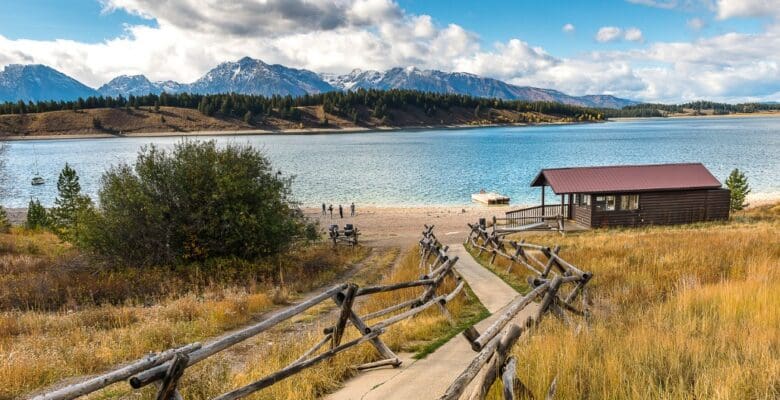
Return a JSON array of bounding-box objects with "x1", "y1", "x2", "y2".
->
[{"x1": 0, "y1": 120, "x2": 586, "y2": 142}]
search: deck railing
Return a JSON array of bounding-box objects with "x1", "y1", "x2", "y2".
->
[{"x1": 504, "y1": 204, "x2": 569, "y2": 228}]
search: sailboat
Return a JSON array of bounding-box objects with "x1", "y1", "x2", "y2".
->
[{"x1": 31, "y1": 144, "x2": 44, "y2": 186}]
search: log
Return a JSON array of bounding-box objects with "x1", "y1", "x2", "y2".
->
[
  {"x1": 469, "y1": 324, "x2": 523, "y2": 400},
  {"x1": 129, "y1": 284, "x2": 347, "y2": 389},
  {"x1": 355, "y1": 279, "x2": 436, "y2": 296},
  {"x1": 353, "y1": 358, "x2": 402, "y2": 371},
  {"x1": 290, "y1": 333, "x2": 332, "y2": 367},
  {"x1": 437, "y1": 333, "x2": 502, "y2": 400},
  {"x1": 534, "y1": 277, "x2": 564, "y2": 324},
  {"x1": 359, "y1": 297, "x2": 422, "y2": 321},
  {"x1": 501, "y1": 357, "x2": 518, "y2": 400},
  {"x1": 470, "y1": 283, "x2": 550, "y2": 352},
  {"x1": 212, "y1": 329, "x2": 386, "y2": 400},
  {"x1": 333, "y1": 290, "x2": 401, "y2": 365},
  {"x1": 155, "y1": 353, "x2": 188, "y2": 400},
  {"x1": 331, "y1": 284, "x2": 357, "y2": 348},
  {"x1": 549, "y1": 253, "x2": 587, "y2": 279},
  {"x1": 31, "y1": 343, "x2": 201, "y2": 400},
  {"x1": 541, "y1": 246, "x2": 561, "y2": 278},
  {"x1": 462, "y1": 326, "x2": 481, "y2": 346},
  {"x1": 371, "y1": 293, "x2": 447, "y2": 331}
]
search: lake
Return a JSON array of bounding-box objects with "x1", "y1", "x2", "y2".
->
[{"x1": 2, "y1": 117, "x2": 779, "y2": 208}]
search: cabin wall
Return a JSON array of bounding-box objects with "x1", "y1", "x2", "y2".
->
[
  {"x1": 587, "y1": 189, "x2": 730, "y2": 228},
  {"x1": 571, "y1": 204, "x2": 592, "y2": 226}
]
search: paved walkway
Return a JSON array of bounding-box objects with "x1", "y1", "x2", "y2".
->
[{"x1": 325, "y1": 244, "x2": 539, "y2": 400}]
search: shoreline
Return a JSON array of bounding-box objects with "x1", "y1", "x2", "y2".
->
[
  {"x1": 0, "y1": 120, "x2": 585, "y2": 141},
  {"x1": 611, "y1": 111, "x2": 780, "y2": 121}
]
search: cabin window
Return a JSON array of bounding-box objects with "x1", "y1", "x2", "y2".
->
[
  {"x1": 579, "y1": 194, "x2": 591, "y2": 206},
  {"x1": 605, "y1": 195, "x2": 616, "y2": 211},
  {"x1": 621, "y1": 194, "x2": 639, "y2": 210}
]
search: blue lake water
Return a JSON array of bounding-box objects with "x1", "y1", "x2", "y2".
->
[{"x1": 2, "y1": 117, "x2": 779, "y2": 208}]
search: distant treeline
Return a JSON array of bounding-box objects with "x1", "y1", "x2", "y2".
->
[
  {"x1": 604, "y1": 100, "x2": 780, "y2": 117},
  {"x1": 0, "y1": 89, "x2": 606, "y2": 122}
]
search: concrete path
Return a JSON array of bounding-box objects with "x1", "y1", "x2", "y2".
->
[{"x1": 325, "y1": 244, "x2": 539, "y2": 400}]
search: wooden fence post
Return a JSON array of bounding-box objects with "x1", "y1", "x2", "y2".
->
[{"x1": 155, "y1": 353, "x2": 188, "y2": 400}]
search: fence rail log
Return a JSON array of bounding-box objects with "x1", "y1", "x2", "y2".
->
[
  {"x1": 469, "y1": 323, "x2": 524, "y2": 400},
  {"x1": 355, "y1": 279, "x2": 436, "y2": 296},
  {"x1": 353, "y1": 358, "x2": 401, "y2": 371},
  {"x1": 332, "y1": 284, "x2": 357, "y2": 348},
  {"x1": 30, "y1": 343, "x2": 201, "y2": 400},
  {"x1": 129, "y1": 284, "x2": 347, "y2": 389},
  {"x1": 212, "y1": 329, "x2": 386, "y2": 400},
  {"x1": 438, "y1": 332, "x2": 503, "y2": 400},
  {"x1": 358, "y1": 297, "x2": 422, "y2": 321},
  {"x1": 470, "y1": 282, "x2": 550, "y2": 352}
]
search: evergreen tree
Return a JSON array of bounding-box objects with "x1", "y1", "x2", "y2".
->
[
  {"x1": 0, "y1": 206, "x2": 11, "y2": 233},
  {"x1": 26, "y1": 198, "x2": 48, "y2": 230},
  {"x1": 244, "y1": 110, "x2": 253, "y2": 124},
  {"x1": 725, "y1": 168, "x2": 751, "y2": 211},
  {"x1": 51, "y1": 163, "x2": 92, "y2": 240}
]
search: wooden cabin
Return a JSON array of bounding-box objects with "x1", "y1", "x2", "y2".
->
[{"x1": 514, "y1": 163, "x2": 730, "y2": 228}]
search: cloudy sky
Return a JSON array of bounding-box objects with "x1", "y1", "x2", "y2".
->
[{"x1": 0, "y1": 0, "x2": 778, "y2": 103}]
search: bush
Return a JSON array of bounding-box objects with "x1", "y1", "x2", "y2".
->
[{"x1": 76, "y1": 140, "x2": 314, "y2": 266}]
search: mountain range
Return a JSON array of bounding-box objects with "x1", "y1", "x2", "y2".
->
[{"x1": 0, "y1": 57, "x2": 636, "y2": 108}]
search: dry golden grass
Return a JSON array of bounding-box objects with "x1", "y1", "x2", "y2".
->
[
  {"x1": 2, "y1": 232, "x2": 484, "y2": 400},
  {"x1": 485, "y1": 204, "x2": 780, "y2": 399},
  {"x1": 0, "y1": 230, "x2": 369, "y2": 399}
]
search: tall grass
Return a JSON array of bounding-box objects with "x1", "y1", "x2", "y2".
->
[
  {"x1": 2, "y1": 234, "x2": 484, "y2": 399},
  {"x1": 489, "y1": 204, "x2": 780, "y2": 399}
]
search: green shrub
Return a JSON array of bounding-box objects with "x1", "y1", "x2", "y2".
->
[{"x1": 76, "y1": 140, "x2": 314, "y2": 266}]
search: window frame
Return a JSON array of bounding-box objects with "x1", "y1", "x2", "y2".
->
[
  {"x1": 604, "y1": 195, "x2": 616, "y2": 211},
  {"x1": 620, "y1": 194, "x2": 640, "y2": 211}
]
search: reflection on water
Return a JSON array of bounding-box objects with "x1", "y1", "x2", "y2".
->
[{"x1": 2, "y1": 117, "x2": 779, "y2": 208}]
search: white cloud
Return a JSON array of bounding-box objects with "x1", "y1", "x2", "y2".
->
[
  {"x1": 596, "y1": 26, "x2": 643, "y2": 42},
  {"x1": 596, "y1": 26, "x2": 623, "y2": 42},
  {"x1": 624, "y1": 27, "x2": 644, "y2": 42},
  {"x1": 715, "y1": 0, "x2": 780, "y2": 20},
  {"x1": 0, "y1": 0, "x2": 779, "y2": 103},
  {"x1": 562, "y1": 23, "x2": 575, "y2": 33},
  {"x1": 687, "y1": 17, "x2": 706, "y2": 30}
]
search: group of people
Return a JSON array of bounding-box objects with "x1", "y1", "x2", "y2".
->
[{"x1": 322, "y1": 202, "x2": 356, "y2": 218}]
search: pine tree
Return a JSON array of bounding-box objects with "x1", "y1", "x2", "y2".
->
[
  {"x1": 26, "y1": 198, "x2": 48, "y2": 230},
  {"x1": 51, "y1": 163, "x2": 92, "y2": 240},
  {"x1": 0, "y1": 206, "x2": 11, "y2": 233},
  {"x1": 725, "y1": 168, "x2": 751, "y2": 211}
]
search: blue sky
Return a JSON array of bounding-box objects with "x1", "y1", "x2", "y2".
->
[{"x1": 0, "y1": 0, "x2": 778, "y2": 102}]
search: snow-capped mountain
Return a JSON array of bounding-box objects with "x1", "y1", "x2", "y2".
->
[
  {"x1": 323, "y1": 67, "x2": 637, "y2": 109},
  {"x1": 97, "y1": 75, "x2": 186, "y2": 97},
  {"x1": 0, "y1": 64, "x2": 98, "y2": 102},
  {"x1": 187, "y1": 57, "x2": 335, "y2": 96},
  {"x1": 0, "y1": 58, "x2": 636, "y2": 108}
]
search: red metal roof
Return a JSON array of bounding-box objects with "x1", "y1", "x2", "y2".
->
[{"x1": 530, "y1": 163, "x2": 723, "y2": 194}]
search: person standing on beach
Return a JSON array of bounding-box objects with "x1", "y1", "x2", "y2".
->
[
  {"x1": 322, "y1": 203, "x2": 326, "y2": 215},
  {"x1": 328, "y1": 204, "x2": 333, "y2": 218},
  {"x1": 350, "y1": 202, "x2": 355, "y2": 217},
  {"x1": 339, "y1": 204, "x2": 344, "y2": 219}
]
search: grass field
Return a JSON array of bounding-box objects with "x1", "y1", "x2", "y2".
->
[
  {"x1": 483, "y1": 204, "x2": 780, "y2": 399},
  {"x1": 0, "y1": 229, "x2": 485, "y2": 399}
]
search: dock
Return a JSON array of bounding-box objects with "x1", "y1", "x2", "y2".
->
[{"x1": 471, "y1": 191, "x2": 510, "y2": 205}]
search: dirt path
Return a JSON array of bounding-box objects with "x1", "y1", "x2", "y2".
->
[{"x1": 325, "y1": 244, "x2": 539, "y2": 400}]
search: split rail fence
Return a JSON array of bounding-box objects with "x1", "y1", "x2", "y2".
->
[
  {"x1": 33, "y1": 226, "x2": 464, "y2": 400},
  {"x1": 440, "y1": 221, "x2": 593, "y2": 400}
]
